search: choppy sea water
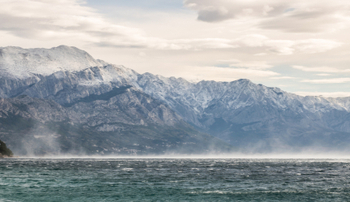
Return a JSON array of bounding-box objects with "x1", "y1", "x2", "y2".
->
[{"x1": 1, "y1": 158, "x2": 350, "y2": 202}]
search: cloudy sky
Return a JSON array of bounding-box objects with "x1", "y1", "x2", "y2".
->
[{"x1": 1, "y1": 0, "x2": 350, "y2": 97}]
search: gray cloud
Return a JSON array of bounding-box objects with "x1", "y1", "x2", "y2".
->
[
  {"x1": 184, "y1": 0, "x2": 350, "y2": 33},
  {"x1": 184, "y1": 0, "x2": 289, "y2": 22},
  {"x1": 196, "y1": 6, "x2": 233, "y2": 22}
]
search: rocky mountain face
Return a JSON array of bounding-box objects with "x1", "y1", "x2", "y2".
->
[
  {"x1": 137, "y1": 75, "x2": 350, "y2": 152},
  {"x1": 1, "y1": 45, "x2": 350, "y2": 155},
  {"x1": 0, "y1": 46, "x2": 233, "y2": 156},
  {"x1": 0, "y1": 95, "x2": 233, "y2": 156}
]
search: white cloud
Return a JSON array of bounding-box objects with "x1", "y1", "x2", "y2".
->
[
  {"x1": 219, "y1": 59, "x2": 272, "y2": 69},
  {"x1": 293, "y1": 65, "x2": 350, "y2": 73},
  {"x1": 138, "y1": 52, "x2": 146, "y2": 57},
  {"x1": 317, "y1": 73, "x2": 331, "y2": 76},
  {"x1": 293, "y1": 39, "x2": 342, "y2": 54},
  {"x1": 152, "y1": 38, "x2": 237, "y2": 50},
  {"x1": 0, "y1": 0, "x2": 236, "y2": 51},
  {"x1": 0, "y1": 0, "x2": 150, "y2": 47},
  {"x1": 182, "y1": 66, "x2": 279, "y2": 82},
  {"x1": 270, "y1": 76, "x2": 295, "y2": 80},
  {"x1": 294, "y1": 92, "x2": 350, "y2": 97},
  {"x1": 235, "y1": 35, "x2": 341, "y2": 55},
  {"x1": 301, "y1": 78, "x2": 350, "y2": 84},
  {"x1": 0, "y1": 0, "x2": 341, "y2": 54}
]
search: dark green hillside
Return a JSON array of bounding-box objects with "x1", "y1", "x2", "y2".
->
[{"x1": 0, "y1": 139, "x2": 13, "y2": 157}]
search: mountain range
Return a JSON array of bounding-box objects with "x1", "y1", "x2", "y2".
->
[{"x1": 1, "y1": 45, "x2": 350, "y2": 155}]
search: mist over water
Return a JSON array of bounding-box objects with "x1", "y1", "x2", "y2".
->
[
  {"x1": 5, "y1": 126, "x2": 350, "y2": 201},
  {"x1": 18, "y1": 153, "x2": 350, "y2": 160},
  {"x1": 15, "y1": 147, "x2": 350, "y2": 159},
  {"x1": 1, "y1": 157, "x2": 350, "y2": 201}
]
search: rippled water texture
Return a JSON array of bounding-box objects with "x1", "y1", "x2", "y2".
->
[{"x1": 1, "y1": 158, "x2": 350, "y2": 201}]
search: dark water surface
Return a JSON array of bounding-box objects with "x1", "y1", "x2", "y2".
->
[{"x1": 1, "y1": 158, "x2": 350, "y2": 201}]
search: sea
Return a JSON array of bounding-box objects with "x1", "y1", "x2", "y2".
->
[{"x1": 1, "y1": 157, "x2": 350, "y2": 202}]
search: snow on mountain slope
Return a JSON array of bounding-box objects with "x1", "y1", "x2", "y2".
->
[
  {"x1": 3, "y1": 45, "x2": 350, "y2": 151},
  {"x1": 0, "y1": 45, "x2": 142, "y2": 99},
  {"x1": 137, "y1": 73, "x2": 350, "y2": 123},
  {"x1": 0, "y1": 45, "x2": 103, "y2": 78},
  {"x1": 1, "y1": 45, "x2": 349, "y2": 116},
  {"x1": 135, "y1": 73, "x2": 350, "y2": 151}
]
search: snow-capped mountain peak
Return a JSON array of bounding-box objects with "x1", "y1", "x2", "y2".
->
[{"x1": 0, "y1": 45, "x2": 104, "y2": 78}]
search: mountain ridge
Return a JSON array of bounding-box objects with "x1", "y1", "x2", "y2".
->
[{"x1": 1, "y1": 45, "x2": 350, "y2": 153}]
